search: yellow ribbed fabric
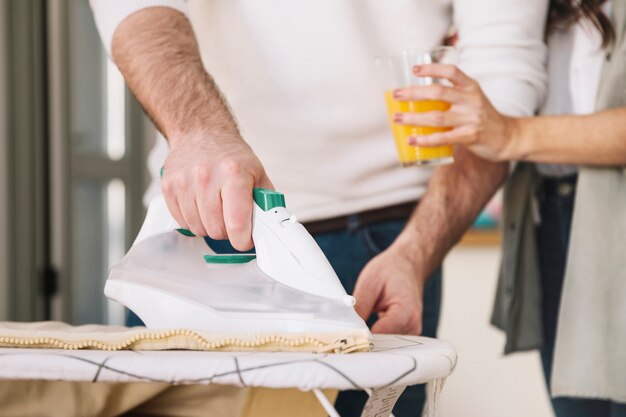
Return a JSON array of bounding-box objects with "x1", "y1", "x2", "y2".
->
[{"x1": 0, "y1": 321, "x2": 371, "y2": 353}]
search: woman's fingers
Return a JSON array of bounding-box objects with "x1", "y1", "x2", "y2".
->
[
  {"x1": 394, "y1": 64, "x2": 477, "y2": 104},
  {"x1": 412, "y1": 63, "x2": 474, "y2": 87},
  {"x1": 394, "y1": 83, "x2": 471, "y2": 104},
  {"x1": 408, "y1": 125, "x2": 479, "y2": 147},
  {"x1": 391, "y1": 65, "x2": 509, "y2": 162},
  {"x1": 393, "y1": 108, "x2": 474, "y2": 128}
]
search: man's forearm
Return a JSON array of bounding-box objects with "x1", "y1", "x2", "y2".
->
[
  {"x1": 112, "y1": 7, "x2": 238, "y2": 144},
  {"x1": 394, "y1": 148, "x2": 508, "y2": 278},
  {"x1": 109, "y1": 6, "x2": 270, "y2": 249}
]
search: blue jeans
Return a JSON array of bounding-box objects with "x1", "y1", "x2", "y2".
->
[
  {"x1": 536, "y1": 175, "x2": 626, "y2": 417},
  {"x1": 313, "y1": 217, "x2": 442, "y2": 417},
  {"x1": 127, "y1": 217, "x2": 441, "y2": 417}
]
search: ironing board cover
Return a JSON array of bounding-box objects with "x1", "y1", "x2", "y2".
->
[
  {"x1": 0, "y1": 334, "x2": 455, "y2": 390},
  {"x1": 0, "y1": 333, "x2": 455, "y2": 417}
]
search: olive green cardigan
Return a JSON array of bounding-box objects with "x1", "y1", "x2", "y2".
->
[{"x1": 492, "y1": 0, "x2": 626, "y2": 402}]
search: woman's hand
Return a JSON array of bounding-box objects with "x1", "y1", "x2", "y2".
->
[{"x1": 394, "y1": 64, "x2": 518, "y2": 162}]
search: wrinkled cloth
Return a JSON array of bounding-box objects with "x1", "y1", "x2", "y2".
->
[{"x1": 0, "y1": 321, "x2": 370, "y2": 353}]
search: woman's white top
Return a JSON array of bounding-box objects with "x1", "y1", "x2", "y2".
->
[{"x1": 537, "y1": 3, "x2": 611, "y2": 177}]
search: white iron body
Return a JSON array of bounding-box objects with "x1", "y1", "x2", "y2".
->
[{"x1": 105, "y1": 194, "x2": 371, "y2": 338}]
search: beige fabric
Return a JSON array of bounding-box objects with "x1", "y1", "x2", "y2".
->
[
  {"x1": 0, "y1": 382, "x2": 333, "y2": 417},
  {"x1": 0, "y1": 380, "x2": 247, "y2": 417},
  {"x1": 241, "y1": 388, "x2": 338, "y2": 417},
  {"x1": 0, "y1": 321, "x2": 370, "y2": 353}
]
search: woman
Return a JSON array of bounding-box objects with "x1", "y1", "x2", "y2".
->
[{"x1": 394, "y1": 1, "x2": 626, "y2": 416}]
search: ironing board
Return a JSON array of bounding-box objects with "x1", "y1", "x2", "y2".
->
[{"x1": 0, "y1": 334, "x2": 456, "y2": 417}]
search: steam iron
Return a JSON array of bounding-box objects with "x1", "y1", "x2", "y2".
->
[{"x1": 105, "y1": 188, "x2": 371, "y2": 353}]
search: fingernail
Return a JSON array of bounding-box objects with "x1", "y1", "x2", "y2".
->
[
  {"x1": 393, "y1": 113, "x2": 403, "y2": 123},
  {"x1": 393, "y1": 89, "x2": 402, "y2": 99},
  {"x1": 413, "y1": 65, "x2": 422, "y2": 74},
  {"x1": 407, "y1": 136, "x2": 416, "y2": 145}
]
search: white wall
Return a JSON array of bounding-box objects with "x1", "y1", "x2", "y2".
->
[{"x1": 438, "y1": 246, "x2": 554, "y2": 417}]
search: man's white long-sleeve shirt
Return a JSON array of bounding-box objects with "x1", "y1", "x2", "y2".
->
[{"x1": 91, "y1": 0, "x2": 547, "y2": 221}]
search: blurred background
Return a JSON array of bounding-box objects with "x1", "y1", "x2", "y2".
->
[
  {"x1": 0, "y1": 0, "x2": 154, "y2": 326},
  {"x1": 0, "y1": 1, "x2": 553, "y2": 416}
]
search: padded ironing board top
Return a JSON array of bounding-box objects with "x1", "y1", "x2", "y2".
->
[{"x1": 0, "y1": 335, "x2": 456, "y2": 391}]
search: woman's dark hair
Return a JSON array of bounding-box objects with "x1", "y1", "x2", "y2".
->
[{"x1": 548, "y1": 0, "x2": 615, "y2": 47}]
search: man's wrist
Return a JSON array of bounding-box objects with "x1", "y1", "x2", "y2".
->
[
  {"x1": 389, "y1": 229, "x2": 430, "y2": 278},
  {"x1": 167, "y1": 128, "x2": 242, "y2": 149}
]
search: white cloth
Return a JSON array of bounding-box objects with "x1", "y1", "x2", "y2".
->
[
  {"x1": 537, "y1": 3, "x2": 611, "y2": 177},
  {"x1": 0, "y1": 334, "x2": 455, "y2": 390},
  {"x1": 91, "y1": 0, "x2": 547, "y2": 221}
]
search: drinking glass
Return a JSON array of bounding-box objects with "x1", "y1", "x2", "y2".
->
[{"x1": 375, "y1": 46, "x2": 458, "y2": 167}]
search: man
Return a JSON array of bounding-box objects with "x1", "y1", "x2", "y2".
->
[{"x1": 90, "y1": 1, "x2": 547, "y2": 416}]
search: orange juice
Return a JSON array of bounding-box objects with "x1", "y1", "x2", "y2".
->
[{"x1": 384, "y1": 91, "x2": 454, "y2": 166}]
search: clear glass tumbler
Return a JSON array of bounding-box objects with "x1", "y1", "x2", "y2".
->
[{"x1": 375, "y1": 46, "x2": 458, "y2": 167}]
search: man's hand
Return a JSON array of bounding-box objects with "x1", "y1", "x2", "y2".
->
[
  {"x1": 354, "y1": 148, "x2": 508, "y2": 337},
  {"x1": 162, "y1": 134, "x2": 272, "y2": 250},
  {"x1": 353, "y1": 245, "x2": 425, "y2": 335},
  {"x1": 111, "y1": 7, "x2": 273, "y2": 250}
]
